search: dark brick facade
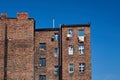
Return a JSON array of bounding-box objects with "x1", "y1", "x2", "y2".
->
[
  {"x1": 35, "y1": 29, "x2": 59, "y2": 80},
  {"x1": 0, "y1": 12, "x2": 91, "y2": 80},
  {"x1": 0, "y1": 13, "x2": 34, "y2": 80},
  {"x1": 0, "y1": 14, "x2": 6, "y2": 80}
]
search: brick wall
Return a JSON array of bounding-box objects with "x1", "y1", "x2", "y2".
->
[
  {"x1": 35, "y1": 29, "x2": 59, "y2": 80},
  {"x1": 0, "y1": 13, "x2": 35, "y2": 80},
  {"x1": 0, "y1": 12, "x2": 92, "y2": 80},
  {"x1": 61, "y1": 25, "x2": 91, "y2": 80},
  {"x1": 0, "y1": 14, "x2": 6, "y2": 80}
]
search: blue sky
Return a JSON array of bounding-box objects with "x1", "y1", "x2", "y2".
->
[{"x1": 0, "y1": 0, "x2": 120, "y2": 80}]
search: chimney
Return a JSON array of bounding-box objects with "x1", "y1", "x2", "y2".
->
[
  {"x1": 1, "y1": 13, "x2": 7, "y2": 19},
  {"x1": 17, "y1": 12, "x2": 28, "y2": 20}
]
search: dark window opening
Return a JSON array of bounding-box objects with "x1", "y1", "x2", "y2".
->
[
  {"x1": 54, "y1": 65, "x2": 59, "y2": 75},
  {"x1": 69, "y1": 63, "x2": 74, "y2": 73},
  {"x1": 34, "y1": 66, "x2": 38, "y2": 71},
  {"x1": 51, "y1": 33, "x2": 59, "y2": 41},
  {"x1": 39, "y1": 75, "x2": 46, "y2": 80},
  {"x1": 54, "y1": 48, "x2": 58, "y2": 57},
  {"x1": 79, "y1": 63, "x2": 85, "y2": 73},
  {"x1": 39, "y1": 58, "x2": 46, "y2": 66},
  {"x1": 39, "y1": 43, "x2": 46, "y2": 51}
]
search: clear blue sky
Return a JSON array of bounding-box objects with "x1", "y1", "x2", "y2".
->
[{"x1": 0, "y1": 0, "x2": 120, "y2": 80}]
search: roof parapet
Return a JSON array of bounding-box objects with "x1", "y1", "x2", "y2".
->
[
  {"x1": 1, "y1": 13, "x2": 7, "y2": 19},
  {"x1": 17, "y1": 12, "x2": 28, "y2": 20}
]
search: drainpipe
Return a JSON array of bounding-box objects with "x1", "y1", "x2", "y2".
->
[{"x1": 4, "y1": 21, "x2": 8, "y2": 80}]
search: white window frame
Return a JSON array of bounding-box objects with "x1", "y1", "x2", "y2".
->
[
  {"x1": 69, "y1": 63, "x2": 74, "y2": 73},
  {"x1": 68, "y1": 45, "x2": 74, "y2": 55},
  {"x1": 78, "y1": 45, "x2": 84, "y2": 55},
  {"x1": 67, "y1": 29, "x2": 73, "y2": 38},
  {"x1": 54, "y1": 33, "x2": 58, "y2": 40}
]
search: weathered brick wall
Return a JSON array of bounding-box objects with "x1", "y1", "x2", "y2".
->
[
  {"x1": 61, "y1": 25, "x2": 91, "y2": 80},
  {"x1": 0, "y1": 13, "x2": 34, "y2": 80},
  {"x1": 0, "y1": 15, "x2": 6, "y2": 80},
  {"x1": 0, "y1": 12, "x2": 92, "y2": 80},
  {"x1": 35, "y1": 29, "x2": 59, "y2": 80}
]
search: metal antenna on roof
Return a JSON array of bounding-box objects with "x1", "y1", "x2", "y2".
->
[
  {"x1": 53, "y1": 19, "x2": 55, "y2": 28},
  {"x1": 59, "y1": 24, "x2": 61, "y2": 28}
]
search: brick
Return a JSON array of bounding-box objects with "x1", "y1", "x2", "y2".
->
[
  {"x1": 0, "y1": 12, "x2": 91, "y2": 80},
  {"x1": 0, "y1": 12, "x2": 34, "y2": 80}
]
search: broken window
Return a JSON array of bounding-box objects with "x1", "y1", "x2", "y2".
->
[
  {"x1": 67, "y1": 29, "x2": 73, "y2": 38},
  {"x1": 51, "y1": 33, "x2": 59, "y2": 41},
  {"x1": 79, "y1": 63, "x2": 85, "y2": 73},
  {"x1": 68, "y1": 45, "x2": 74, "y2": 55}
]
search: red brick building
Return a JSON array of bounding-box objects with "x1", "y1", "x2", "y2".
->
[{"x1": 0, "y1": 12, "x2": 91, "y2": 80}]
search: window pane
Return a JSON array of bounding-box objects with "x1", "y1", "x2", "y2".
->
[
  {"x1": 68, "y1": 45, "x2": 73, "y2": 55},
  {"x1": 54, "y1": 65, "x2": 59, "y2": 75},
  {"x1": 69, "y1": 63, "x2": 74, "y2": 73},
  {"x1": 39, "y1": 58, "x2": 46, "y2": 66},
  {"x1": 43, "y1": 59, "x2": 46, "y2": 66},
  {"x1": 51, "y1": 33, "x2": 59, "y2": 41},
  {"x1": 54, "y1": 48, "x2": 58, "y2": 57},
  {"x1": 54, "y1": 33, "x2": 58, "y2": 40},
  {"x1": 39, "y1": 43, "x2": 46, "y2": 50},
  {"x1": 39, "y1": 75, "x2": 46, "y2": 80},
  {"x1": 78, "y1": 45, "x2": 84, "y2": 55},
  {"x1": 39, "y1": 59, "x2": 42, "y2": 64},
  {"x1": 34, "y1": 66, "x2": 38, "y2": 71},
  {"x1": 79, "y1": 63, "x2": 85, "y2": 73},
  {"x1": 67, "y1": 29, "x2": 73, "y2": 37},
  {"x1": 78, "y1": 30, "x2": 84, "y2": 36}
]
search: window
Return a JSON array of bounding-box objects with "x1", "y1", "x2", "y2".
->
[
  {"x1": 68, "y1": 45, "x2": 74, "y2": 55},
  {"x1": 39, "y1": 58, "x2": 46, "y2": 66},
  {"x1": 39, "y1": 43, "x2": 46, "y2": 51},
  {"x1": 67, "y1": 29, "x2": 73, "y2": 38},
  {"x1": 78, "y1": 45, "x2": 84, "y2": 55},
  {"x1": 34, "y1": 66, "x2": 38, "y2": 71},
  {"x1": 79, "y1": 63, "x2": 85, "y2": 73},
  {"x1": 69, "y1": 63, "x2": 74, "y2": 73},
  {"x1": 54, "y1": 65, "x2": 59, "y2": 75},
  {"x1": 39, "y1": 75, "x2": 46, "y2": 80},
  {"x1": 78, "y1": 30, "x2": 84, "y2": 36},
  {"x1": 54, "y1": 48, "x2": 58, "y2": 57},
  {"x1": 78, "y1": 30, "x2": 85, "y2": 42},
  {"x1": 51, "y1": 33, "x2": 59, "y2": 41},
  {"x1": 54, "y1": 33, "x2": 59, "y2": 40}
]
